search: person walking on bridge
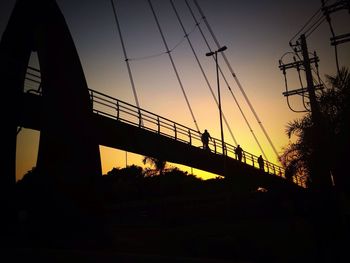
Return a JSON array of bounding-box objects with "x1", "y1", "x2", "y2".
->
[
  {"x1": 235, "y1": 144, "x2": 243, "y2": 162},
  {"x1": 258, "y1": 155, "x2": 264, "y2": 171},
  {"x1": 201, "y1": 129, "x2": 212, "y2": 151}
]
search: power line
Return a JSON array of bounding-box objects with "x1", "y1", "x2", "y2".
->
[
  {"x1": 289, "y1": 0, "x2": 349, "y2": 76},
  {"x1": 321, "y1": 0, "x2": 345, "y2": 74},
  {"x1": 290, "y1": 5, "x2": 323, "y2": 43}
]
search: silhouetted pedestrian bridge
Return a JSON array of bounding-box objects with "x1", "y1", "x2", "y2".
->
[{"x1": 21, "y1": 66, "x2": 304, "y2": 190}]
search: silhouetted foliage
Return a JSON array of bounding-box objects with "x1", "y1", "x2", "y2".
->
[
  {"x1": 99, "y1": 165, "x2": 205, "y2": 202},
  {"x1": 280, "y1": 67, "x2": 350, "y2": 190},
  {"x1": 142, "y1": 156, "x2": 167, "y2": 176},
  {"x1": 104, "y1": 164, "x2": 144, "y2": 180}
]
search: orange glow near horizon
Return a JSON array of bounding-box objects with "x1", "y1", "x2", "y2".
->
[
  {"x1": 15, "y1": 134, "x2": 222, "y2": 181},
  {"x1": 99, "y1": 145, "x2": 221, "y2": 180}
]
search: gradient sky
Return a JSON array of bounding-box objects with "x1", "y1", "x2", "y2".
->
[{"x1": 1, "y1": 0, "x2": 349, "y2": 180}]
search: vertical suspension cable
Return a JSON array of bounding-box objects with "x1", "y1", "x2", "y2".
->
[
  {"x1": 193, "y1": 0, "x2": 279, "y2": 160},
  {"x1": 169, "y1": 0, "x2": 238, "y2": 145},
  {"x1": 227, "y1": 87, "x2": 268, "y2": 161},
  {"x1": 110, "y1": 0, "x2": 141, "y2": 110},
  {"x1": 147, "y1": 0, "x2": 200, "y2": 132},
  {"x1": 185, "y1": 0, "x2": 268, "y2": 160}
]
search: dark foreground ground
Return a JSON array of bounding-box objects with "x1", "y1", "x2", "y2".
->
[{"x1": 1, "y1": 185, "x2": 350, "y2": 263}]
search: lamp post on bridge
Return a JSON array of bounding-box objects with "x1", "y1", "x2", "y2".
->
[{"x1": 206, "y1": 46, "x2": 227, "y2": 155}]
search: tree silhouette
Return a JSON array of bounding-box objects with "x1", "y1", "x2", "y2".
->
[
  {"x1": 105, "y1": 165, "x2": 144, "y2": 180},
  {"x1": 142, "y1": 156, "x2": 167, "y2": 176},
  {"x1": 280, "y1": 67, "x2": 350, "y2": 190}
]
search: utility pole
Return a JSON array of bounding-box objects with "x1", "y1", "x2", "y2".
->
[
  {"x1": 279, "y1": 34, "x2": 333, "y2": 190},
  {"x1": 300, "y1": 34, "x2": 319, "y2": 120},
  {"x1": 299, "y1": 34, "x2": 333, "y2": 190}
]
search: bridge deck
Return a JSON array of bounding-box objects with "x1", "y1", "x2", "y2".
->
[{"x1": 19, "y1": 91, "x2": 301, "y2": 191}]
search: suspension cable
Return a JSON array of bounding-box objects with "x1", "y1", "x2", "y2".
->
[
  {"x1": 184, "y1": 0, "x2": 230, "y2": 90},
  {"x1": 128, "y1": 20, "x2": 201, "y2": 61},
  {"x1": 110, "y1": 0, "x2": 141, "y2": 110},
  {"x1": 169, "y1": 0, "x2": 238, "y2": 145},
  {"x1": 193, "y1": 0, "x2": 279, "y2": 159},
  {"x1": 147, "y1": 0, "x2": 200, "y2": 132},
  {"x1": 185, "y1": 0, "x2": 267, "y2": 159}
]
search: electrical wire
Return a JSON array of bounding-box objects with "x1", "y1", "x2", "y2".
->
[
  {"x1": 289, "y1": 0, "x2": 331, "y2": 43},
  {"x1": 279, "y1": 52, "x2": 309, "y2": 113},
  {"x1": 322, "y1": 1, "x2": 341, "y2": 75},
  {"x1": 304, "y1": 15, "x2": 327, "y2": 38},
  {"x1": 282, "y1": 65, "x2": 308, "y2": 113},
  {"x1": 296, "y1": 63, "x2": 311, "y2": 111}
]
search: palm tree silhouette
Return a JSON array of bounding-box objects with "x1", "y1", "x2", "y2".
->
[{"x1": 142, "y1": 156, "x2": 167, "y2": 176}]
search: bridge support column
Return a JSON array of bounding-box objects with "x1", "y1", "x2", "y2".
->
[{"x1": 0, "y1": 0, "x2": 103, "y2": 242}]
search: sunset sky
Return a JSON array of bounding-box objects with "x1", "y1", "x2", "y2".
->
[{"x1": 1, "y1": 0, "x2": 349, "y2": 180}]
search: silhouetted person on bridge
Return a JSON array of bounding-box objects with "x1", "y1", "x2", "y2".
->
[
  {"x1": 235, "y1": 145, "x2": 243, "y2": 162},
  {"x1": 258, "y1": 155, "x2": 264, "y2": 170},
  {"x1": 201, "y1": 129, "x2": 212, "y2": 151}
]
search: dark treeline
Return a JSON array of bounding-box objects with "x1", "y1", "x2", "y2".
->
[
  {"x1": 15, "y1": 163, "x2": 308, "y2": 226},
  {"x1": 12, "y1": 164, "x2": 320, "y2": 262},
  {"x1": 16, "y1": 165, "x2": 221, "y2": 216}
]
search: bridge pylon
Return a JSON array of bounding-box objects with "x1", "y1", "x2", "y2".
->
[{"x1": 0, "y1": 0, "x2": 102, "y2": 225}]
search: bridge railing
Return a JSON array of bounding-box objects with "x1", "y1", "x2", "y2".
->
[
  {"x1": 23, "y1": 67, "x2": 308, "y2": 187},
  {"x1": 88, "y1": 89, "x2": 287, "y2": 179},
  {"x1": 89, "y1": 89, "x2": 203, "y2": 147}
]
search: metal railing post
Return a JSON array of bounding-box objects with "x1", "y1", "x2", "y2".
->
[
  {"x1": 138, "y1": 109, "x2": 142, "y2": 127},
  {"x1": 116, "y1": 100, "x2": 120, "y2": 120},
  {"x1": 89, "y1": 90, "x2": 93, "y2": 103},
  {"x1": 157, "y1": 116, "x2": 160, "y2": 134}
]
